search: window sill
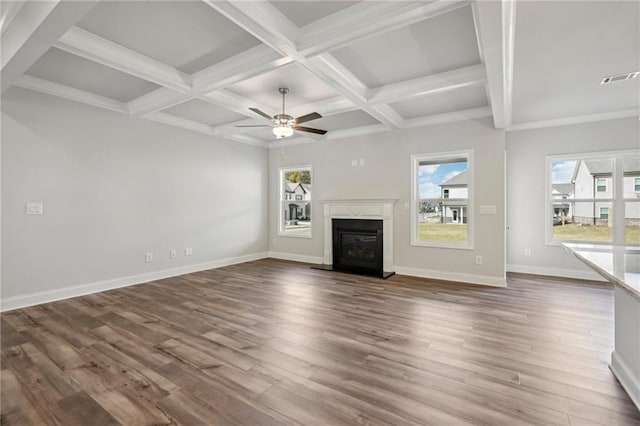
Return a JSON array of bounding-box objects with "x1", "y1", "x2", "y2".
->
[
  {"x1": 278, "y1": 232, "x2": 312, "y2": 239},
  {"x1": 410, "y1": 240, "x2": 474, "y2": 250}
]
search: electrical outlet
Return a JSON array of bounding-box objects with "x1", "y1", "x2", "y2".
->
[
  {"x1": 170, "y1": 250, "x2": 177, "y2": 259},
  {"x1": 524, "y1": 248, "x2": 531, "y2": 256},
  {"x1": 145, "y1": 253, "x2": 153, "y2": 263},
  {"x1": 26, "y1": 203, "x2": 43, "y2": 215},
  {"x1": 475, "y1": 255, "x2": 483, "y2": 265},
  {"x1": 185, "y1": 248, "x2": 193, "y2": 256},
  {"x1": 359, "y1": 158, "x2": 365, "y2": 166},
  {"x1": 351, "y1": 159, "x2": 358, "y2": 166}
]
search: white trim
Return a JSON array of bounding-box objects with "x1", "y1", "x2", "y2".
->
[
  {"x1": 0, "y1": 252, "x2": 269, "y2": 312},
  {"x1": 267, "y1": 251, "x2": 323, "y2": 264},
  {"x1": 410, "y1": 149, "x2": 474, "y2": 250},
  {"x1": 403, "y1": 107, "x2": 492, "y2": 129},
  {"x1": 394, "y1": 266, "x2": 506, "y2": 288},
  {"x1": 611, "y1": 351, "x2": 640, "y2": 411},
  {"x1": 508, "y1": 109, "x2": 640, "y2": 132},
  {"x1": 506, "y1": 263, "x2": 606, "y2": 282},
  {"x1": 142, "y1": 112, "x2": 215, "y2": 136}
]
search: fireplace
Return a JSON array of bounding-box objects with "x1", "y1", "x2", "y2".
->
[
  {"x1": 312, "y1": 199, "x2": 396, "y2": 278},
  {"x1": 333, "y1": 219, "x2": 383, "y2": 277}
]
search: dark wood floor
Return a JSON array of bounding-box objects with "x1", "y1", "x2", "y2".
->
[{"x1": 1, "y1": 258, "x2": 639, "y2": 425}]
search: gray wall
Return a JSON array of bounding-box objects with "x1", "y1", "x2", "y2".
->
[
  {"x1": 1, "y1": 87, "x2": 269, "y2": 301},
  {"x1": 269, "y1": 118, "x2": 507, "y2": 284},
  {"x1": 506, "y1": 117, "x2": 640, "y2": 278}
]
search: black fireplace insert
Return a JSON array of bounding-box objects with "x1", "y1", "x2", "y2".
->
[{"x1": 332, "y1": 219, "x2": 384, "y2": 277}]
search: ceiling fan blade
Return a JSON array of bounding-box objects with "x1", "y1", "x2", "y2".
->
[
  {"x1": 235, "y1": 125, "x2": 272, "y2": 127},
  {"x1": 249, "y1": 108, "x2": 273, "y2": 121},
  {"x1": 294, "y1": 125, "x2": 327, "y2": 135},
  {"x1": 295, "y1": 112, "x2": 322, "y2": 124}
]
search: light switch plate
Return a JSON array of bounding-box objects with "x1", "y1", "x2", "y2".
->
[
  {"x1": 479, "y1": 205, "x2": 497, "y2": 215},
  {"x1": 26, "y1": 203, "x2": 43, "y2": 215}
]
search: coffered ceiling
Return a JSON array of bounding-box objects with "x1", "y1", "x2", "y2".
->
[{"x1": 1, "y1": 1, "x2": 638, "y2": 147}]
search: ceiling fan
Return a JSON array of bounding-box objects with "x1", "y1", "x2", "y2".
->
[{"x1": 236, "y1": 88, "x2": 327, "y2": 139}]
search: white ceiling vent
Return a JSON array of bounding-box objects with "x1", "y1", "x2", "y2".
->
[{"x1": 600, "y1": 71, "x2": 639, "y2": 85}]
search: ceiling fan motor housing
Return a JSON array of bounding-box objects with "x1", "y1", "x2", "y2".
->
[{"x1": 274, "y1": 113, "x2": 296, "y2": 127}]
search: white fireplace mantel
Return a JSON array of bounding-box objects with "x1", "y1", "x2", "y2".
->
[{"x1": 321, "y1": 199, "x2": 397, "y2": 272}]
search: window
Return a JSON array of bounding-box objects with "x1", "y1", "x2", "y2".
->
[
  {"x1": 547, "y1": 150, "x2": 640, "y2": 245},
  {"x1": 411, "y1": 150, "x2": 473, "y2": 249},
  {"x1": 635, "y1": 177, "x2": 640, "y2": 192},
  {"x1": 279, "y1": 166, "x2": 312, "y2": 237}
]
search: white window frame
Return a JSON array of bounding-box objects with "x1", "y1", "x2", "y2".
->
[
  {"x1": 596, "y1": 178, "x2": 607, "y2": 192},
  {"x1": 546, "y1": 149, "x2": 638, "y2": 246},
  {"x1": 278, "y1": 165, "x2": 312, "y2": 239},
  {"x1": 411, "y1": 150, "x2": 474, "y2": 250},
  {"x1": 599, "y1": 207, "x2": 609, "y2": 220},
  {"x1": 635, "y1": 177, "x2": 640, "y2": 192}
]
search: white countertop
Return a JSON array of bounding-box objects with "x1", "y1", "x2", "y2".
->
[{"x1": 562, "y1": 243, "x2": 640, "y2": 300}]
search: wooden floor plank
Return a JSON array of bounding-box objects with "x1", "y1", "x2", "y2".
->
[{"x1": 1, "y1": 258, "x2": 639, "y2": 425}]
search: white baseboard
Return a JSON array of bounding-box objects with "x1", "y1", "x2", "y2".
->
[
  {"x1": 267, "y1": 251, "x2": 324, "y2": 264},
  {"x1": 0, "y1": 251, "x2": 269, "y2": 312},
  {"x1": 393, "y1": 266, "x2": 506, "y2": 287},
  {"x1": 611, "y1": 350, "x2": 640, "y2": 411},
  {"x1": 507, "y1": 264, "x2": 606, "y2": 282}
]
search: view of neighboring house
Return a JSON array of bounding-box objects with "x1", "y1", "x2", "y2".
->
[
  {"x1": 439, "y1": 170, "x2": 468, "y2": 224},
  {"x1": 283, "y1": 181, "x2": 311, "y2": 223},
  {"x1": 552, "y1": 183, "x2": 574, "y2": 224},
  {"x1": 571, "y1": 158, "x2": 640, "y2": 226}
]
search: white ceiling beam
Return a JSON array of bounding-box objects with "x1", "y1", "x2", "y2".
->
[
  {"x1": 473, "y1": 0, "x2": 515, "y2": 129},
  {"x1": 368, "y1": 64, "x2": 487, "y2": 105},
  {"x1": 127, "y1": 88, "x2": 191, "y2": 116},
  {"x1": 202, "y1": 0, "x2": 298, "y2": 58},
  {"x1": 199, "y1": 89, "x2": 274, "y2": 118},
  {"x1": 1, "y1": 0, "x2": 98, "y2": 93},
  {"x1": 301, "y1": 54, "x2": 404, "y2": 128},
  {"x1": 14, "y1": 75, "x2": 128, "y2": 113},
  {"x1": 326, "y1": 124, "x2": 390, "y2": 141},
  {"x1": 142, "y1": 111, "x2": 214, "y2": 136},
  {"x1": 55, "y1": 26, "x2": 191, "y2": 93},
  {"x1": 403, "y1": 106, "x2": 493, "y2": 129},
  {"x1": 298, "y1": 0, "x2": 469, "y2": 57},
  {"x1": 1, "y1": 1, "x2": 26, "y2": 37},
  {"x1": 287, "y1": 96, "x2": 357, "y2": 118},
  {"x1": 192, "y1": 45, "x2": 292, "y2": 94},
  {"x1": 501, "y1": 0, "x2": 516, "y2": 128}
]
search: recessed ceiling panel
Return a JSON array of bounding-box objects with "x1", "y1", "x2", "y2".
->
[
  {"x1": 77, "y1": 1, "x2": 260, "y2": 74},
  {"x1": 271, "y1": 1, "x2": 360, "y2": 27},
  {"x1": 511, "y1": 1, "x2": 639, "y2": 124},
  {"x1": 331, "y1": 5, "x2": 480, "y2": 88},
  {"x1": 25, "y1": 48, "x2": 159, "y2": 102},
  {"x1": 163, "y1": 99, "x2": 247, "y2": 126},
  {"x1": 390, "y1": 86, "x2": 488, "y2": 119},
  {"x1": 227, "y1": 64, "x2": 341, "y2": 111},
  {"x1": 309, "y1": 110, "x2": 379, "y2": 131}
]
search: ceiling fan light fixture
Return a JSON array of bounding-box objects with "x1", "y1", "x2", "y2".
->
[{"x1": 273, "y1": 125, "x2": 294, "y2": 138}]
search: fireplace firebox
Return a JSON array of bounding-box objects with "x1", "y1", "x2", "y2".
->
[{"x1": 332, "y1": 219, "x2": 389, "y2": 278}]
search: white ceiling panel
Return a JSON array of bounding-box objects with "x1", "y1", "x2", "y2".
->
[
  {"x1": 270, "y1": 1, "x2": 360, "y2": 28},
  {"x1": 331, "y1": 5, "x2": 480, "y2": 88},
  {"x1": 511, "y1": 1, "x2": 639, "y2": 124},
  {"x1": 227, "y1": 64, "x2": 342, "y2": 112},
  {"x1": 163, "y1": 99, "x2": 248, "y2": 127},
  {"x1": 309, "y1": 110, "x2": 379, "y2": 132},
  {"x1": 25, "y1": 48, "x2": 159, "y2": 102},
  {"x1": 391, "y1": 86, "x2": 488, "y2": 119},
  {"x1": 77, "y1": 1, "x2": 261, "y2": 74}
]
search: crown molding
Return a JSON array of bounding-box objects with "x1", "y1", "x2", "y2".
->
[
  {"x1": 403, "y1": 106, "x2": 493, "y2": 129},
  {"x1": 508, "y1": 109, "x2": 640, "y2": 132},
  {"x1": 127, "y1": 88, "x2": 191, "y2": 116},
  {"x1": 142, "y1": 111, "x2": 214, "y2": 136}
]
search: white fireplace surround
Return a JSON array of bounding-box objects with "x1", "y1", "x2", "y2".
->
[{"x1": 322, "y1": 199, "x2": 397, "y2": 272}]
